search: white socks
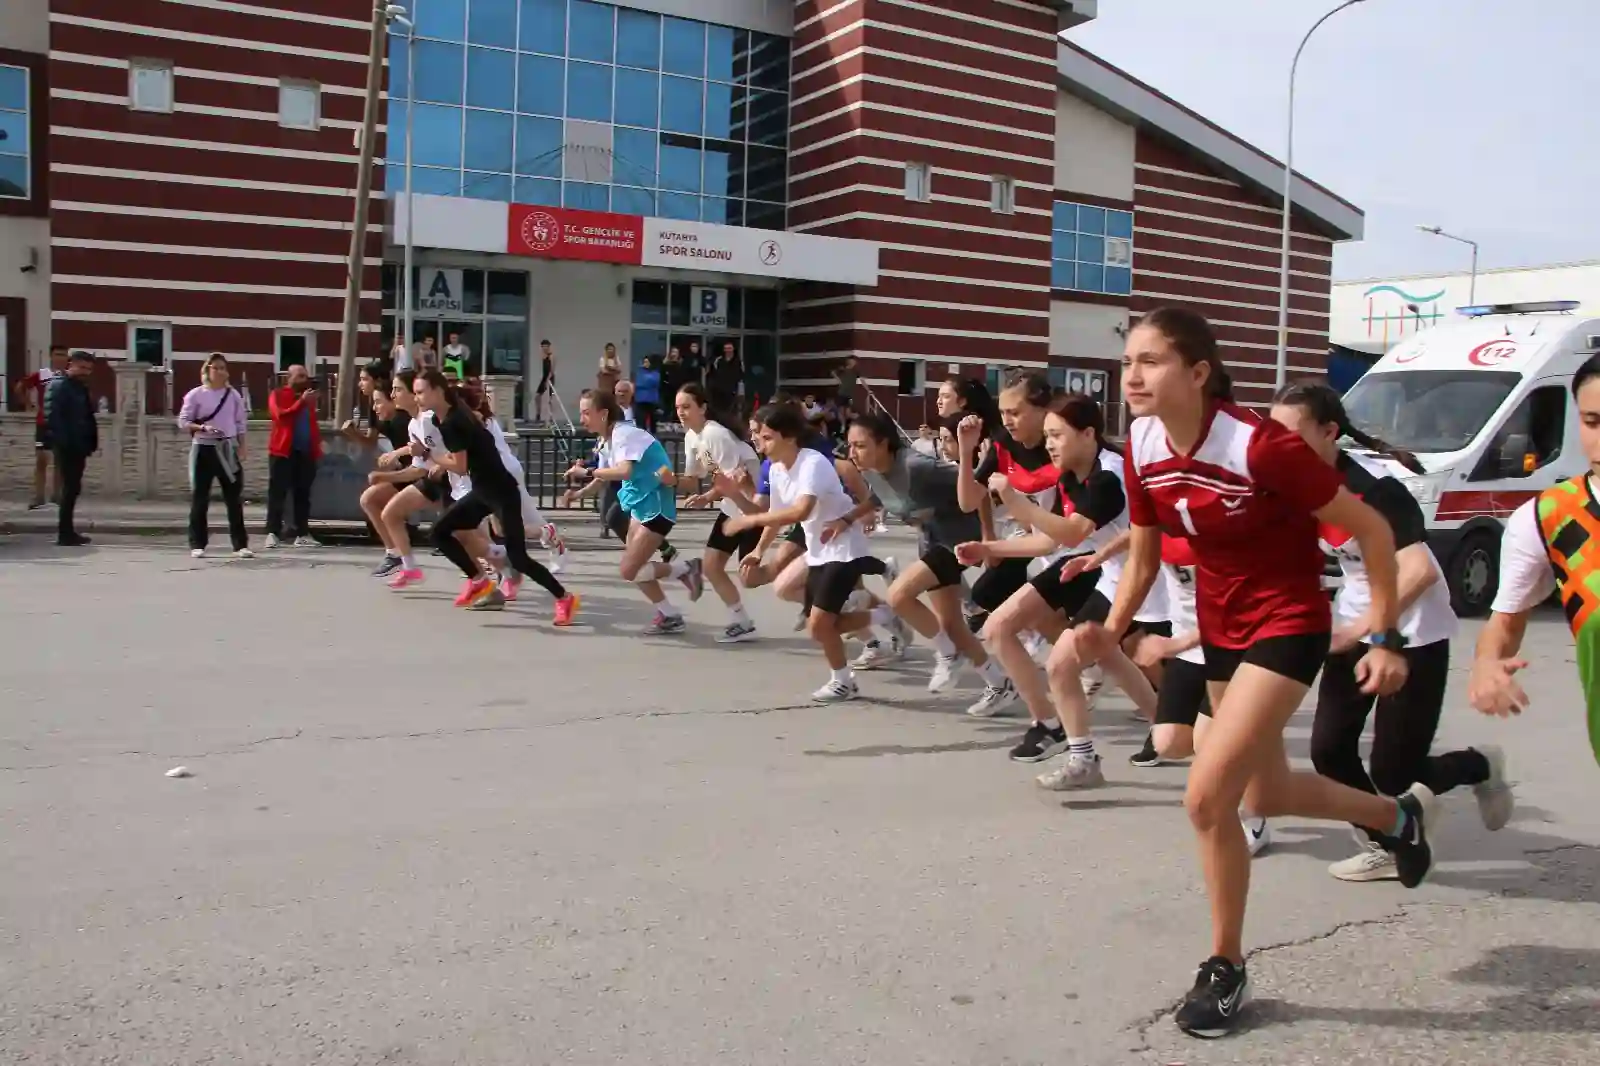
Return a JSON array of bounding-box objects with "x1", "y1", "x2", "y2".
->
[
  {"x1": 931, "y1": 632, "x2": 957, "y2": 657},
  {"x1": 977, "y1": 659, "x2": 1007, "y2": 686},
  {"x1": 869, "y1": 604, "x2": 896, "y2": 626},
  {"x1": 400, "y1": 554, "x2": 417, "y2": 569},
  {"x1": 666, "y1": 558, "x2": 690, "y2": 580}
]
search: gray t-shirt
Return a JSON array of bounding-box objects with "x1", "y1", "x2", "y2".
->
[{"x1": 862, "y1": 450, "x2": 980, "y2": 550}]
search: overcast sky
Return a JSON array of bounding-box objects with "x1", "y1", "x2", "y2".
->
[{"x1": 1068, "y1": 0, "x2": 1600, "y2": 281}]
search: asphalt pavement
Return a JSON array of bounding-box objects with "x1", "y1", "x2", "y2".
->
[{"x1": 1, "y1": 529, "x2": 1595, "y2": 1065}]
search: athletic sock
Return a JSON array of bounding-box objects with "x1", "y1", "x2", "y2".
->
[
  {"x1": 730, "y1": 603, "x2": 750, "y2": 626},
  {"x1": 931, "y1": 632, "x2": 957, "y2": 657},
  {"x1": 1067, "y1": 736, "x2": 1096, "y2": 761},
  {"x1": 657, "y1": 597, "x2": 682, "y2": 617},
  {"x1": 401, "y1": 554, "x2": 417, "y2": 569},
  {"x1": 977, "y1": 659, "x2": 1007, "y2": 685},
  {"x1": 1390, "y1": 803, "x2": 1411, "y2": 838},
  {"x1": 666, "y1": 558, "x2": 690, "y2": 580},
  {"x1": 869, "y1": 604, "x2": 896, "y2": 627},
  {"x1": 382, "y1": 550, "x2": 399, "y2": 560},
  {"x1": 830, "y1": 667, "x2": 853, "y2": 684},
  {"x1": 487, "y1": 544, "x2": 508, "y2": 561}
]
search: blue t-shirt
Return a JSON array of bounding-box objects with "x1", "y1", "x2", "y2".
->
[
  {"x1": 634, "y1": 367, "x2": 661, "y2": 405},
  {"x1": 607, "y1": 424, "x2": 676, "y2": 523},
  {"x1": 292, "y1": 402, "x2": 312, "y2": 452},
  {"x1": 756, "y1": 434, "x2": 834, "y2": 495}
]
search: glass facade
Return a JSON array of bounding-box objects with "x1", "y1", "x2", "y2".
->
[
  {"x1": 380, "y1": 264, "x2": 532, "y2": 380},
  {"x1": 0, "y1": 64, "x2": 28, "y2": 199},
  {"x1": 387, "y1": 0, "x2": 791, "y2": 228},
  {"x1": 1051, "y1": 201, "x2": 1134, "y2": 297},
  {"x1": 630, "y1": 280, "x2": 780, "y2": 410}
]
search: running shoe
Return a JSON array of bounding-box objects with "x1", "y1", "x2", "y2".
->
[
  {"x1": 293, "y1": 536, "x2": 318, "y2": 548},
  {"x1": 1009, "y1": 722, "x2": 1067, "y2": 763},
  {"x1": 500, "y1": 572, "x2": 523, "y2": 602},
  {"x1": 886, "y1": 615, "x2": 914, "y2": 657},
  {"x1": 468, "y1": 588, "x2": 507, "y2": 612},
  {"x1": 811, "y1": 678, "x2": 859, "y2": 704},
  {"x1": 1023, "y1": 630, "x2": 1052, "y2": 664},
  {"x1": 264, "y1": 534, "x2": 282, "y2": 549},
  {"x1": 234, "y1": 548, "x2": 255, "y2": 560},
  {"x1": 191, "y1": 548, "x2": 205, "y2": 559},
  {"x1": 851, "y1": 639, "x2": 900, "y2": 670},
  {"x1": 372, "y1": 555, "x2": 403, "y2": 577},
  {"x1": 1174, "y1": 956, "x2": 1250, "y2": 1039},
  {"x1": 1387, "y1": 784, "x2": 1437, "y2": 889},
  {"x1": 553, "y1": 594, "x2": 580, "y2": 627},
  {"x1": 681, "y1": 558, "x2": 706, "y2": 602},
  {"x1": 1035, "y1": 752, "x2": 1105, "y2": 791},
  {"x1": 928, "y1": 653, "x2": 967, "y2": 694},
  {"x1": 454, "y1": 578, "x2": 494, "y2": 607},
  {"x1": 1472, "y1": 744, "x2": 1514, "y2": 831},
  {"x1": 541, "y1": 523, "x2": 569, "y2": 575},
  {"x1": 883, "y1": 556, "x2": 900, "y2": 587},
  {"x1": 1328, "y1": 841, "x2": 1398, "y2": 882},
  {"x1": 388, "y1": 568, "x2": 424, "y2": 589},
  {"x1": 1242, "y1": 815, "x2": 1271, "y2": 857},
  {"x1": 716, "y1": 620, "x2": 758, "y2": 643},
  {"x1": 793, "y1": 606, "x2": 809, "y2": 632},
  {"x1": 965, "y1": 681, "x2": 1019, "y2": 718},
  {"x1": 644, "y1": 611, "x2": 687, "y2": 635},
  {"x1": 1129, "y1": 731, "x2": 1163, "y2": 767},
  {"x1": 966, "y1": 611, "x2": 987, "y2": 635}
]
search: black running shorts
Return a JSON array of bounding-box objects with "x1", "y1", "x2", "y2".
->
[{"x1": 1203, "y1": 632, "x2": 1331, "y2": 688}]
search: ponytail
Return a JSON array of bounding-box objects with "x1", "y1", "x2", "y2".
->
[
  {"x1": 1047, "y1": 392, "x2": 1120, "y2": 456},
  {"x1": 1273, "y1": 381, "x2": 1424, "y2": 475}
]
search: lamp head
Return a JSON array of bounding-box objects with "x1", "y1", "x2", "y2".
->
[{"x1": 1417, "y1": 224, "x2": 1443, "y2": 235}]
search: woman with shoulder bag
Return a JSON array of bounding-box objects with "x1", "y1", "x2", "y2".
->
[{"x1": 178, "y1": 353, "x2": 252, "y2": 559}]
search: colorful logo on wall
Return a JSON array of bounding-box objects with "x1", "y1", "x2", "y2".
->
[{"x1": 1363, "y1": 284, "x2": 1447, "y2": 347}]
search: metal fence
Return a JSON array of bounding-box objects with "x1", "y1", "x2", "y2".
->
[{"x1": 514, "y1": 425, "x2": 688, "y2": 510}]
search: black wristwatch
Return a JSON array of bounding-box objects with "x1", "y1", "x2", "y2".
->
[{"x1": 1368, "y1": 629, "x2": 1409, "y2": 651}]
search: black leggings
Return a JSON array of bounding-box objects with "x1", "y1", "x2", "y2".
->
[
  {"x1": 432, "y1": 483, "x2": 567, "y2": 599},
  {"x1": 1311, "y1": 640, "x2": 1489, "y2": 806},
  {"x1": 189, "y1": 446, "x2": 247, "y2": 551}
]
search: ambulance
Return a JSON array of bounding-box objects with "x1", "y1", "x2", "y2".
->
[{"x1": 1338, "y1": 300, "x2": 1600, "y2": 615}]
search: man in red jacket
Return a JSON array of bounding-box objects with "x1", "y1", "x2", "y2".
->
[{"x1": 265, "y1": 365, "x2": 323, "y2": 548}]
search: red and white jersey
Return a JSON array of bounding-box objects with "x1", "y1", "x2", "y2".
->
[{"x1": 1125, "y1": 403, "x2": 1343, "y2": 649}]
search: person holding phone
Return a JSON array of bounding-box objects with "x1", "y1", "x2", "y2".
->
[
  {"x1": 265, "y1": 364, "x2": 323, "y2": 548},
  {"x1": 178, "y1": 353, "x2": 253, "y2": 559}
]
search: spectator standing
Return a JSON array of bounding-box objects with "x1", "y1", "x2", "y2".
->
[
  {"x1": 15, "y1": 345, "x2": 67, "y2": 510},
  {"x1": 178, "y1": 353, "x2": 252, "y2": 559},
  {"x1": 265, "y1": 365, "x2": 322, "y2": 548},
  {"x1": 659, "y1": 346, "x2": 685, "y2": 413},
  {"x1": 833, "y1": 355, "x2": 861, "y2": 412},
  {"x1": 534, "y1": 339, "x2": 556, "y2": 423},
  {"x1": 634, "y1": 356, "x2": 662, "y2": 432},
  {"x1": 391, "y1": 335, "x2": 414, "y2": 374},
  {"x1": 708, "y1": 340, "x2": 743, "y2": 414},
  {"x1": 44, "y1": 350, "x2": 97, "y2": 547},
  {"x1": 683, "y1": 340, "x2": 705, "y2": 388},
  {"x1": 597, "y1": 342, "x2": 622, "y2": 394},
  {"x1": 443, "y1": 332, "x2": 471, "y2": 379}
]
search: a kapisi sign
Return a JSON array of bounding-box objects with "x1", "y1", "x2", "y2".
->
[
  {"x1": 417, "y1": 267, "x2": 464, "y2": 313},
  {"x1": 690, "y1": 287, "x2": 729, "y2": 328}
]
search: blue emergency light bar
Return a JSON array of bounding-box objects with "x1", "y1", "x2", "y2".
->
[{"x1": 1457, "y1": 300, "x2": 1581, "y2": 317}]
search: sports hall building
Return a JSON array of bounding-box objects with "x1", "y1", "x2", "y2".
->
[{"x1": 0, "y1": 0, "x2": 1362, "y2": 427}]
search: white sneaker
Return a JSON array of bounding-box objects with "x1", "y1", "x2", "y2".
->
[
  {"x1": 1242, "y1": 816, "x2": 1271, "y2": 857},
  {"x1": 886, "y1": 615, "x2": 913, "y2": 656},
  {"x1": 717, "y1": 619, "x2": 758, "y2": 644},
  {"x1": 293, "y1": 536, "x2": 318, "y2": 548},
  {"x1": 811, "y1": 677, "x2": 859, "y2": 704},
  {"x1": 1023, "y1": 630, "x2": 1052, "y2": 664},
  {"x1": 965, "y1": 681, "x2": 1019, "y2": 718},
  {"x1": 1472, "y1": 744, "x2": 1515, "y2": 831},
  {"x1": 851, "y1": 640, "x2": 897, "y2": 670},
  {"x1": 882, "y1": 555, "x2": 900, "y2": 587},
  {"x1": 928, "y1": 653, "x2": 967, "y2": 694},
  {"x1": 1329, "y1": 841, "x2": 1398, "y2": 881},
  {"x1": 264, "y1": 534, "x2": 282, "y2": 549},
  {"x1": 190, "y1": 548, "x2": 205, "y2": 559},
  {"x1": 1036, "y1": 752, "x2": 1106, "y2": 791},
  {"x1": 234, "y1": 548, "x2": 255, "y2": 560},
  {"x1": 793, "y1": 607, "x2": 809, "y2": 632}
]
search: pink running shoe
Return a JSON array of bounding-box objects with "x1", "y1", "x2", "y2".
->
[
  {"x1": 553, "y1": 593, "x2": 580, "y2": 627},
  {"x1": 501, "y1": 572, "x2": 524, "y2": 602},
  {"x1": 454, "y1": 577, "x2": 493, "y2": 607},
  {"x1": 387, "y1": 568, "x2": 424, "y2": 589}
]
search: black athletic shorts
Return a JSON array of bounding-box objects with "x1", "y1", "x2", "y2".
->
[
  {"x1": 971, "y1": 557, "x2": 1031, "y2": 613},
  {"x1": 1204, "y1": 631, "x2": 1331, "y2": 688},
  {"x1": 606, "y1": 504, "x2": 674, "y2": 540},
  {"x1": 1031, "y1": 556, "x2": 1101, "y2": 616},
  {"x1": 805, "y1": 556, "x2": 887, "y2": 615},
  {"x1": 1068, "y1": 588, "x2": 1176, "y2": 640},
  {"x1": 415, "y1": 476, "x2": 446, "y2": 503},
  {"x1": 1154, "y1": 656, "x2": 1212, "y2": 727},
  {"x1": 782, "y1": 524, "x2": 806, "y2": 549},
  {"x1": 707, "y1": 512, "x2": 761, "y2": 558},
  {"x1": 1129, "y1": 619, "x2": 1173, "y2": 639},
  {"x1": 920, "y1": 544, "x2": 967, "y2": 590}
]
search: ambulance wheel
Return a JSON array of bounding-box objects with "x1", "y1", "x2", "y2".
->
[{"x1": 1447, "y1": 531, "x2": 1499, "y2": 617}]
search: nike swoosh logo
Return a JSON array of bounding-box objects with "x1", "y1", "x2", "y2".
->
[{"x1": 1217, "y1": 980, "x2": 1246, "y2": 1015}]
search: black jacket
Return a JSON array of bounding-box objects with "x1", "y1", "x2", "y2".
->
[{"x1": 44, "y1": 375, "x2": 98, "y2": 455}]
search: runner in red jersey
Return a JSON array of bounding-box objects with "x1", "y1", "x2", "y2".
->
[{"x1": 1077, "y1": 307, "x2": 1435, "y2": 1040}]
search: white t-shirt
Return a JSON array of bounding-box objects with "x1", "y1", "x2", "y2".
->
[
  {"x1": 684, "y1": 421, "x2": 761, "y2": 519},
  {"x1": 769, "y1": 447, "x2": 869, "y2": 566},
  {"x1": 1161, "y1": 561, "x2": 1206, "y2": 665},
  {"x1": 445, "y1": 343, "x2": 469, "y2": 361},
  {"x1": 392, "y1": 345, "x2": 414, "y2": 373},
  {"x1": 409, "y1": 411, "x2": 470, "y2": 499},
  {"x1": 1490, "y1": 495, "x2": 1563, "y2": 615}
]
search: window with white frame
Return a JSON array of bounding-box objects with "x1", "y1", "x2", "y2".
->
[
  {"x1": 128, "y1": 322, "x2": 170, "y2": 367},
  {"x1": 0, "y1": 64, "x2": 27, "y2": 200},
  {"x1": 279, "y1": 80, "x2": 320, "y2": 130},
  {"x1": 1051, "y1": 200, "x2": 1134, "y2": 297},
  {"x1": 990, "y1": 175, "x2": 1015, "y2": 215},
  {"x1": 904, "y1": 161, "x2": 931, "y2": 203},
  {"x1": 129, "y1": 60, "x2": 174, "y2": 113}
]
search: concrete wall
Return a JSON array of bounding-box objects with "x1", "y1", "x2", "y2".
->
[
  {"x1": 1054, "y1": 90, "x2": 1136, "y2": 201},
  {"x1": 1050, "y1": 300, "x2": 1127, "y2": 362},
  {"x1": 0, "y1": 0, "x2": 48, "y2": 52}
]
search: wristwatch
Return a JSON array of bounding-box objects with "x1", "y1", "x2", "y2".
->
[{"x1": 1368, "y1": 629, "x2": 1409, "y2": 651}]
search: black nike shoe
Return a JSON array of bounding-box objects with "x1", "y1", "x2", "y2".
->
[
  {"x1": 1129, "y1": 730, "x2": 1163, "y2": 767},
  {"x1": 1174, "y1": 955, "x2": 1250, "y2": 1038},
  {"x1": 1387, "y1": 783, "x2": 1438, "y2": 889}
]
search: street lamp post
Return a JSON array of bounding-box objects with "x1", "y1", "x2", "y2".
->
[
  {"x1": 1275, "y1": 0, "x2": 1367, "y2": 391},
  {"x1": 384, "y1": 5, "x2": 416, "y2": 357},
  {"x1": 1417, "y1": 225, "x2": 1480, "y2": 304}
]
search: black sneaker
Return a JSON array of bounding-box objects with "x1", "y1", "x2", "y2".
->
[
  {"x1": 1009, "y1": 722, "x2": 1067, "y2": 763},
  {"x1": 56, "y1": 533, "x2": 91, "y2": 547},
  {"x1": 966, "y1": 611, "x2": 988, "y2": 634},
  {"x1": 1174, "y1": 956, "x2": 1250, "y2": 1038},
  {"x1": 1129, "y1": 731, "x2": 1163, "y2": 767},
  {"x1": 1386, "y1": 783, "x2": 1437, "y2": 888},
  {"x1": 372, "y1": 555, "x2": 403, "y2": 577}
]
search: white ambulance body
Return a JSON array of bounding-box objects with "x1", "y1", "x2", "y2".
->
[{"x1": 1337, "y1": 301, "x2": 1600, "y2": 615}]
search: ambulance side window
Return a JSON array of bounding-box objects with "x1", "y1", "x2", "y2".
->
[{"x1": 1474, "y1": 385, "x2": 1565, "y2": 480}]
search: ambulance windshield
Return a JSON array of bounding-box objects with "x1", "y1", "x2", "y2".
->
[{"x1": 1341, "y1": 370, "x2": 1520, "y2": 454}]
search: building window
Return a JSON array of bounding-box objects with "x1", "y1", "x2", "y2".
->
[
  {"x1": 0, "y1": 64, "x2": 27, "y2": 200},
  {"x1": 128, "y1": 322, "x2": 170, "y2": 367},
  {"x1": 385, "y1": 0, "x2": 790, "y2": 228},
  {"x1": 129, "y1": 60, "x2": 174, "y2": 113},
  {"x1": 990, "y1": 176, "x2": 1015, "y2": 215},
  {"x1": 1052, "y1": 200, "x2": 1134, "y2": 297},
  {"x1": 905, "y1": 161, "x2": 931, "y2": 202},
  {"x1": 279, "y1": 80, "x2": 320, "y2": 130}
]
